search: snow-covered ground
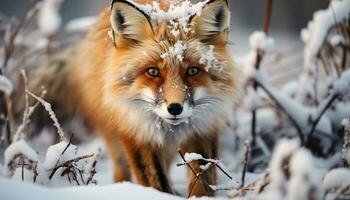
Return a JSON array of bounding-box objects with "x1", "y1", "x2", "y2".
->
[{"x1": 0, "y1": 178, "x2": 187, "y2": 200}]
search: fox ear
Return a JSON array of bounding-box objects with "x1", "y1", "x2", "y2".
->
[
  {"x1": 110, "y1": 0, "x2": 153, "y2": 45},
  {"x1": 190, "y1": 0, "x2": 230, "y2": 44}
]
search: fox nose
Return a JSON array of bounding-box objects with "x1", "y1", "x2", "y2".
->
[{"x1": 167, "y1": 103, "x2": 183, "y2": 116}]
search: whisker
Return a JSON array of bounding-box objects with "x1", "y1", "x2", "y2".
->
[
  {"x1": 130, "y1": 97, "x2": 157, "y2": 106},
  {"x1": 194, "y1": 97, "x2": 222, "y2": 106}
]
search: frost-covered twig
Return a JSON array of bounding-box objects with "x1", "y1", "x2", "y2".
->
[
  {"x1": 342, "y1": 118, "x2": 350, "y2": 168},
  {"x1": 13, "y1": 71, "x2": 45, "y2": 142},
  {"x1": 26, "y1": 90, "x2": 66, "y2": 141},
  {"x1": 229, "y1": 178, "x2": 260, "y2": 198},
  {"x1": 32, "y1": 161, "x2": 38, "y2": 183},
  {"x1": 85, "y1": 155, "x2": 99, "y2": 185},
  {"x1": 255, "y1": 172, "x2": 270, "y2": 194}
]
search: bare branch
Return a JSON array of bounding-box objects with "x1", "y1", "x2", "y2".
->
[
  {"x1": 306, "y1": 93, "x2": 340, "y2": 146},
  {"x1": 240, "y1": 142, "x2": 249, "y2": 188},
  {"x1": 48, "y1": 153, "x2": 94, "y2": 180},
  {"x1": 255, "y1": 79, "x2": 305, "y2": 143}
]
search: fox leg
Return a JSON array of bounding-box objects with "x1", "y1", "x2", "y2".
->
[
  {"x1": 101, "y1": 130, "x2": 131, "y2": 182},
  {"x1": 182, "y1": 134, "x2": 218, "y2": 197},
  {"x1": 121, "y1": 137, "x2": 174, "y2": 194}
]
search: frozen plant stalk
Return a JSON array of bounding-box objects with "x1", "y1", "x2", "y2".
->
[{"x1": 342, "y1": 118, "x2": 350, "y2": 168}]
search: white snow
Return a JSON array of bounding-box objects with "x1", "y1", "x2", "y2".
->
[
  {"x1": 65, "y1": 16, "x2": 96, "y2": 32},
  {"x1": 287, "y1": 149, "x2": 323, "y2": 200},
  {"x1": 164, "y1": 40, "x2": 187, "y2": 61},
  {"x1": 196, "y1": 43, "x2": 218, "y2": 72},
  {"x1": 11, "y1": 168, "x2": 34, "y2": 182},
  {"x1": 342, "y1": 118, "x2": 350, "y2": 127},
  {"x1": 264, "y1": 140, "x2": 324, "y2": 200},
  {"x1": 209, "y1": 179, "x2": 241, "y2": 191},
  {"x1": 249, "y1": 31, "x2": 275, "y2": 52},
  {"x1": 242, "y1": 50, "x2": 257, "y2": 73},
  {"x1": 329, "y1": 35, "x2": 344, "y2": 47},
  {"x1": 122, "y1": 0, "x2": 210, "y2": 38},
  {"x1": 246, "y1": 88, "x2": 263, "y2": 110},
  {"x1": 42, "y1": 141, "x2": 77, "y2": 170},
  {"x1": 242, "y1": 31, "x2": 274, "y2": 78},
  {"x1": 269, "y1": 139, "x2": 300, "y2": 190},
  {"x1": 323, "y1": 168, "x2": 350, "y2": 192},
  {"x1": 0, "y1": 178, "x2": 186, "y2": 200},
  {"x1": 38, "y1": 0, "x2": 63, "y2": 35},
  {"x1": 333, "y1": 69, "x2": 350, "y2": 95},
  {"x1": 183, "y1": 152, "x2": 203, "y2": 163},
  {"x1": 0, "y1": 75, "x2": 13, "y2": 96},
  {"x1": 129, "y1": 0, "x2": 208, "y2": 22}
]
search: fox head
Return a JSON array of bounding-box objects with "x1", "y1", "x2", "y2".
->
[{"x1": 103, "y1": 0, "x2": 241, "y2": 144}]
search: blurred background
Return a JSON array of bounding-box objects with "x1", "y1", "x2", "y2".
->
[{"x1": 0, "y1": 0, "x2": 330, "y2": 53}]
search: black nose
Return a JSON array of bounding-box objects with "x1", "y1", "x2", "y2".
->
[{"x1": 167, "y1": 103, "x2": 183, "y2": 116}]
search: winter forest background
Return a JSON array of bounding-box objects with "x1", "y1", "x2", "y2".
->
[{"x1": 0, "y1": 0, "x2": 349, "y2": 200}]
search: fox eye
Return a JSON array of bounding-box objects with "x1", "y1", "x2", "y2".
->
[
  {"x1": 146, "y1": 67, "x2": 160, "y2": 77},
  {"x1": 187, "y1": 67, "x2": 200, "y2": 76}
]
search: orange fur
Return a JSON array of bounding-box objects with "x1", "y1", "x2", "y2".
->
[{"x1": 67, "y1": 0, "x2": 240, "y2": 197}]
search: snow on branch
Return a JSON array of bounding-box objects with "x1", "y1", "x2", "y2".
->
[
  {"x1": 263, "y1": 139, "x2": 323, "y2": 200},
  {"x1": 177, "y1": 149, "x2": 232, "y2": 197},
  {"x1": 3, "y1": 134, "x2": 99, "y2": 186},
  {"x1": 3, "y1": 140, "x2": 38, "y2": 177},
  {"x1": 13, "y1": 71, "x2": 45, "y2": 142},
  {"x1": 37, "y1": 0, "x2": 63, "y2": 36},
  {"x1": 249, "y1": 31, "x2": 275, "y2": 52},
  {"x1": 301, "y1": 0, "x2": 350, "y2": 68},
  {"x1": 178, "y1": 152, "x2": 232, "y2": 180}
]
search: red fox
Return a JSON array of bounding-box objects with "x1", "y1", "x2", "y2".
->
[{"x1": 32, "y1": 0, "x2": 241, "y2": 197}]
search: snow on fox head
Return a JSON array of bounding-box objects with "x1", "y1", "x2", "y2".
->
[{"x1": 103, "y1": 0, "x2": 241, "y2": 145}]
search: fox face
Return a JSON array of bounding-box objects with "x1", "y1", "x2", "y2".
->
[{"x1": 102, "y1": 0, "x2": 241, "y2": 145}]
